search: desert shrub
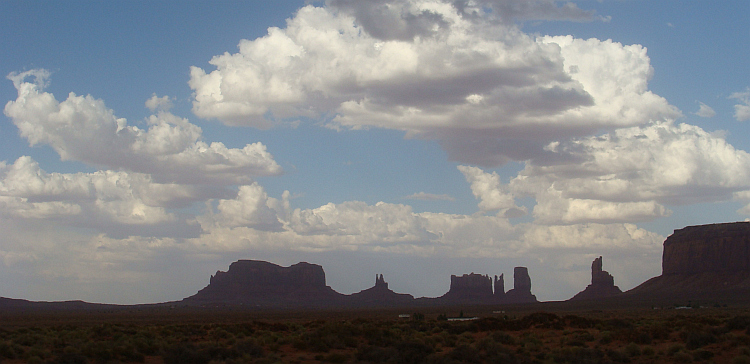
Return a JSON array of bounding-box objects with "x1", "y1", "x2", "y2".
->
[
  {"x1": 49, "y1": 352, "x2": 88, "y2": 364},
  {"x1": 447, "y1": 343, "x2": 481, "y2": 363},
  {"x1": 355, "y1": 344, "x2": 399, "y2": 363},
  {"x1": 605, "y1": 348, "x2": 630, "y2": 363},
  {"x1": 233, "y1": 337, "x2": 264, "y2": 358},
  {"x1": 599, "y1": 331, "x2": 613, "y2": 345},
  {"x1": 683, "y1": 330, "x2": 717, "y2": 350},
  {"x1": 324, "y1": 352, "x2": 350, "y2": 363},
  {"x1": 641, "y1": 346, "x2": 655, "y2": 356},
  {"x1": 727, "y1": 316, "x2": 750, "y2": 331},
  {"x1": 552, "y1": 347, "x2": 604, "y2": 364},
  {"x1": 395, "y1": 340, "x2": 435, "y2": 363},
  {"x1": 624, "y1": 342, "x2": 640, "y2": 357},
  {"x1": 162, "y1": 342, "x2": 211, "y2": 364},
  {"x1": 692, "y1": 349, "x2": 714, "y2": 360},
  {"x1": 81, "y1": 341, "x2": 114, "y2": 362},
  {"x1": 482, "y1": 342, "x2": 520, "y2": 364},
  {"x1": 0, "y1": 341, "x2": 20, "y2": 359},
  {"x1": 735, "y1": 355, "x2": 750, "y2": 364},
  {"x1": 673, "y1": 351, "x2": 693, "y2": 363},
  {"x1": 667, "y1": 344, "x2": 685, "y2": 355},
  {"x1": 603, "y1": 318, "x2": 634, "y2": 331},
  {"x1": 490, "y1": 331, "x2": 516, "y2": 345},
  {"x1": 618, "y1": 328, "x2": 653, "y2": 345},
  {"x1": 646, "y1": 322, "x2": 673, "y2": 341},
  {"x1": 519, "y1": 312, "x2": 560, "y2": 329}
]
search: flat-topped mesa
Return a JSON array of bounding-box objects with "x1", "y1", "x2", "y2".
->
[
  {"x1": 663, "y1": 222, "x2": 750, "y2": 275},
  {"x1": 440, "y1": 273, "x2": 494, "y2": 301},
  {"x1": 504, "y1": 267, "x2": 537, "y2": 303},
  {"x1": 569, "y1": 256, "x2": 622, "y2": 301},
  {"x1": 628, "y1": 222, "x2": 750, "y2": 298},
  {"x1": 184, "y1": 260, "x2": 343, "y2": 306},
  {"x1": 494, "y1": 274, "x2": 505, "y2": 299}
]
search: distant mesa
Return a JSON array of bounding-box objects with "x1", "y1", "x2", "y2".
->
[
  {"x1": 504, "y1": 267, "x2": 537, "y2": 303},
  {"x1": 627, "y1": 222, "x2": 750, "y2": 299},
  {"x1": 439, "y1": 273, "x2": 494, "y2": 302},
  {"x1": 183, "y1": 260, "x2": 344, "y2": 307},
  {"x1": 569, "y1": 256, "x2": 622, "y2": 301}
]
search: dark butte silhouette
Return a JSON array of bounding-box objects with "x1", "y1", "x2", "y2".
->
[
  {"x1": 504, "y1": 267, "x2": 537, "y2": 303},
  {"x1": 627, "y1": 221, "x2": 750, "y2": 299},
  {"x1": 183, "y1": 260, "x2": 537, "y2": 308},
  {"x1": 569, "y1": 256, "x2": 622, "y2": 301},
  {"x1": 183, "y1": 260, "x2": 345, "y2": 307}
]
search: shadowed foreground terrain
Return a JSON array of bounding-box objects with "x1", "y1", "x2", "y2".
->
[{"x1": 5, "y1": 302, "x2": 750, "y2": 364}]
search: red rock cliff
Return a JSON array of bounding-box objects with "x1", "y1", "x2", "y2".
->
[
  {"x1": 663, "y1": 222, "x2": 750, "y2": 275},
  {"x1": 628, "y1": 222, "x2": 750, "y2": 299}
]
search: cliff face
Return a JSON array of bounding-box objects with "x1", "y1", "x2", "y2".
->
[
  {"x1": 663, "y1": 222, "x2": 750, "y2": 275},
  {"x1": 569, "y1": 256, "x2": 622, "y2": 301},
  {"x1": 185, "y1": 260, "x2": 344, "y2": 306},
  {"x1": 504, "y1": 267, "x2": 537, "y2": 303},
  {"x1": 628, "y1": 222, "x2": 750, "y2": 298}
]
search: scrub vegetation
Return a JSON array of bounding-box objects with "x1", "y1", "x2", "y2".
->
[{"x1": 3, "y1": 308, "x2": 750, "y2": 363}]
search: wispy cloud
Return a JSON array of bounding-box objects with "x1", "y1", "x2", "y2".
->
[
  {"x1": 404, "y1": 192, "x2": 455, "y2": 201},
  {"x1": 694, "y1": 101, "x2": 715, "y2": 118},
  {"x1": 730, "y1": 88, "x2": 750, "y2": 122}
]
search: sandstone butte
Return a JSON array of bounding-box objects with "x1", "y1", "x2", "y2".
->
[
  {"x1": 569, "y1": 256, "x2": 623, "y2": 301},
  {"x1": 627, "y1": 221, "x2": 750, "y2": 299}
]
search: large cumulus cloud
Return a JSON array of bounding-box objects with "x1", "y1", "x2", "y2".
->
[{"x1": 189, "y1": 0, "x2": 676, "y2": 165}]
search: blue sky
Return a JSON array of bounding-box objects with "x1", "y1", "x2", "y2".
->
[{"x1": 0, "y1": 0, "x2": 748, "y2": 304}]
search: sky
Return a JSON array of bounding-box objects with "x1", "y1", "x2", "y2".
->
[{"x1": 0, "y1": 0, "x2": 748, "y2": 304}]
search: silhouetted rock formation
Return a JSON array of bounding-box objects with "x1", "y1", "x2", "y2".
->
[
  {"x1": 628, "y1": 222, "x2": 750, "y2": 299},
  {"x1": 440, "y1": 273, "x2": 494, "y2": 302},
  {"x1": 494, "y1": 274, "x2": 505, "y2": 299},
  {"x1": 569, "y1": 256, "x2": 622, "y2": 301},
  {"x1": 504, "y1": 267, "x2": 537, "y2": 303},
  {"x1": 349, "y1": 274, "x2": 414, "y2": 306},
  {"x1": 183, "y1": 259, "x2": 544, "y2": 308},
  {"x1": 184, "y1": 260, "x2": 344, "y2": 307}
]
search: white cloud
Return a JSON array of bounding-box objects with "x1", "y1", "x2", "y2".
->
[
  {"x1": 506, "y1": 120, "x2": 750, "y2": 224},
  {"x1": 0, "y1": 156, "x2": 215, "y2": 236},
  {"x1": 405, "y1": 192, "x2": 455, "y2": 201},
  {"x1": 145, "y1": 93, "x2": 174, "y2": 112},
  {"x1": 694, "y1": 101, "x2": 716, "y2": 118},
  {"x1": 212, "y1": 183, "x2": 285, "y2": 231},
  {"x1": 189, "y1": 1, "x2": 677, "y2": 165},
  {"x1": 4, "y1": 72, "x2": 282, "y2": 185},
  {"x1": 730, "y1": 88, "x2": 750, "y2": 122},
  {"x1": 288, "y1": 201, "x2": 438, "y2": 244},
  {"x1": 457, "y1": 165, "x2": 526, "y2": 217}
]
